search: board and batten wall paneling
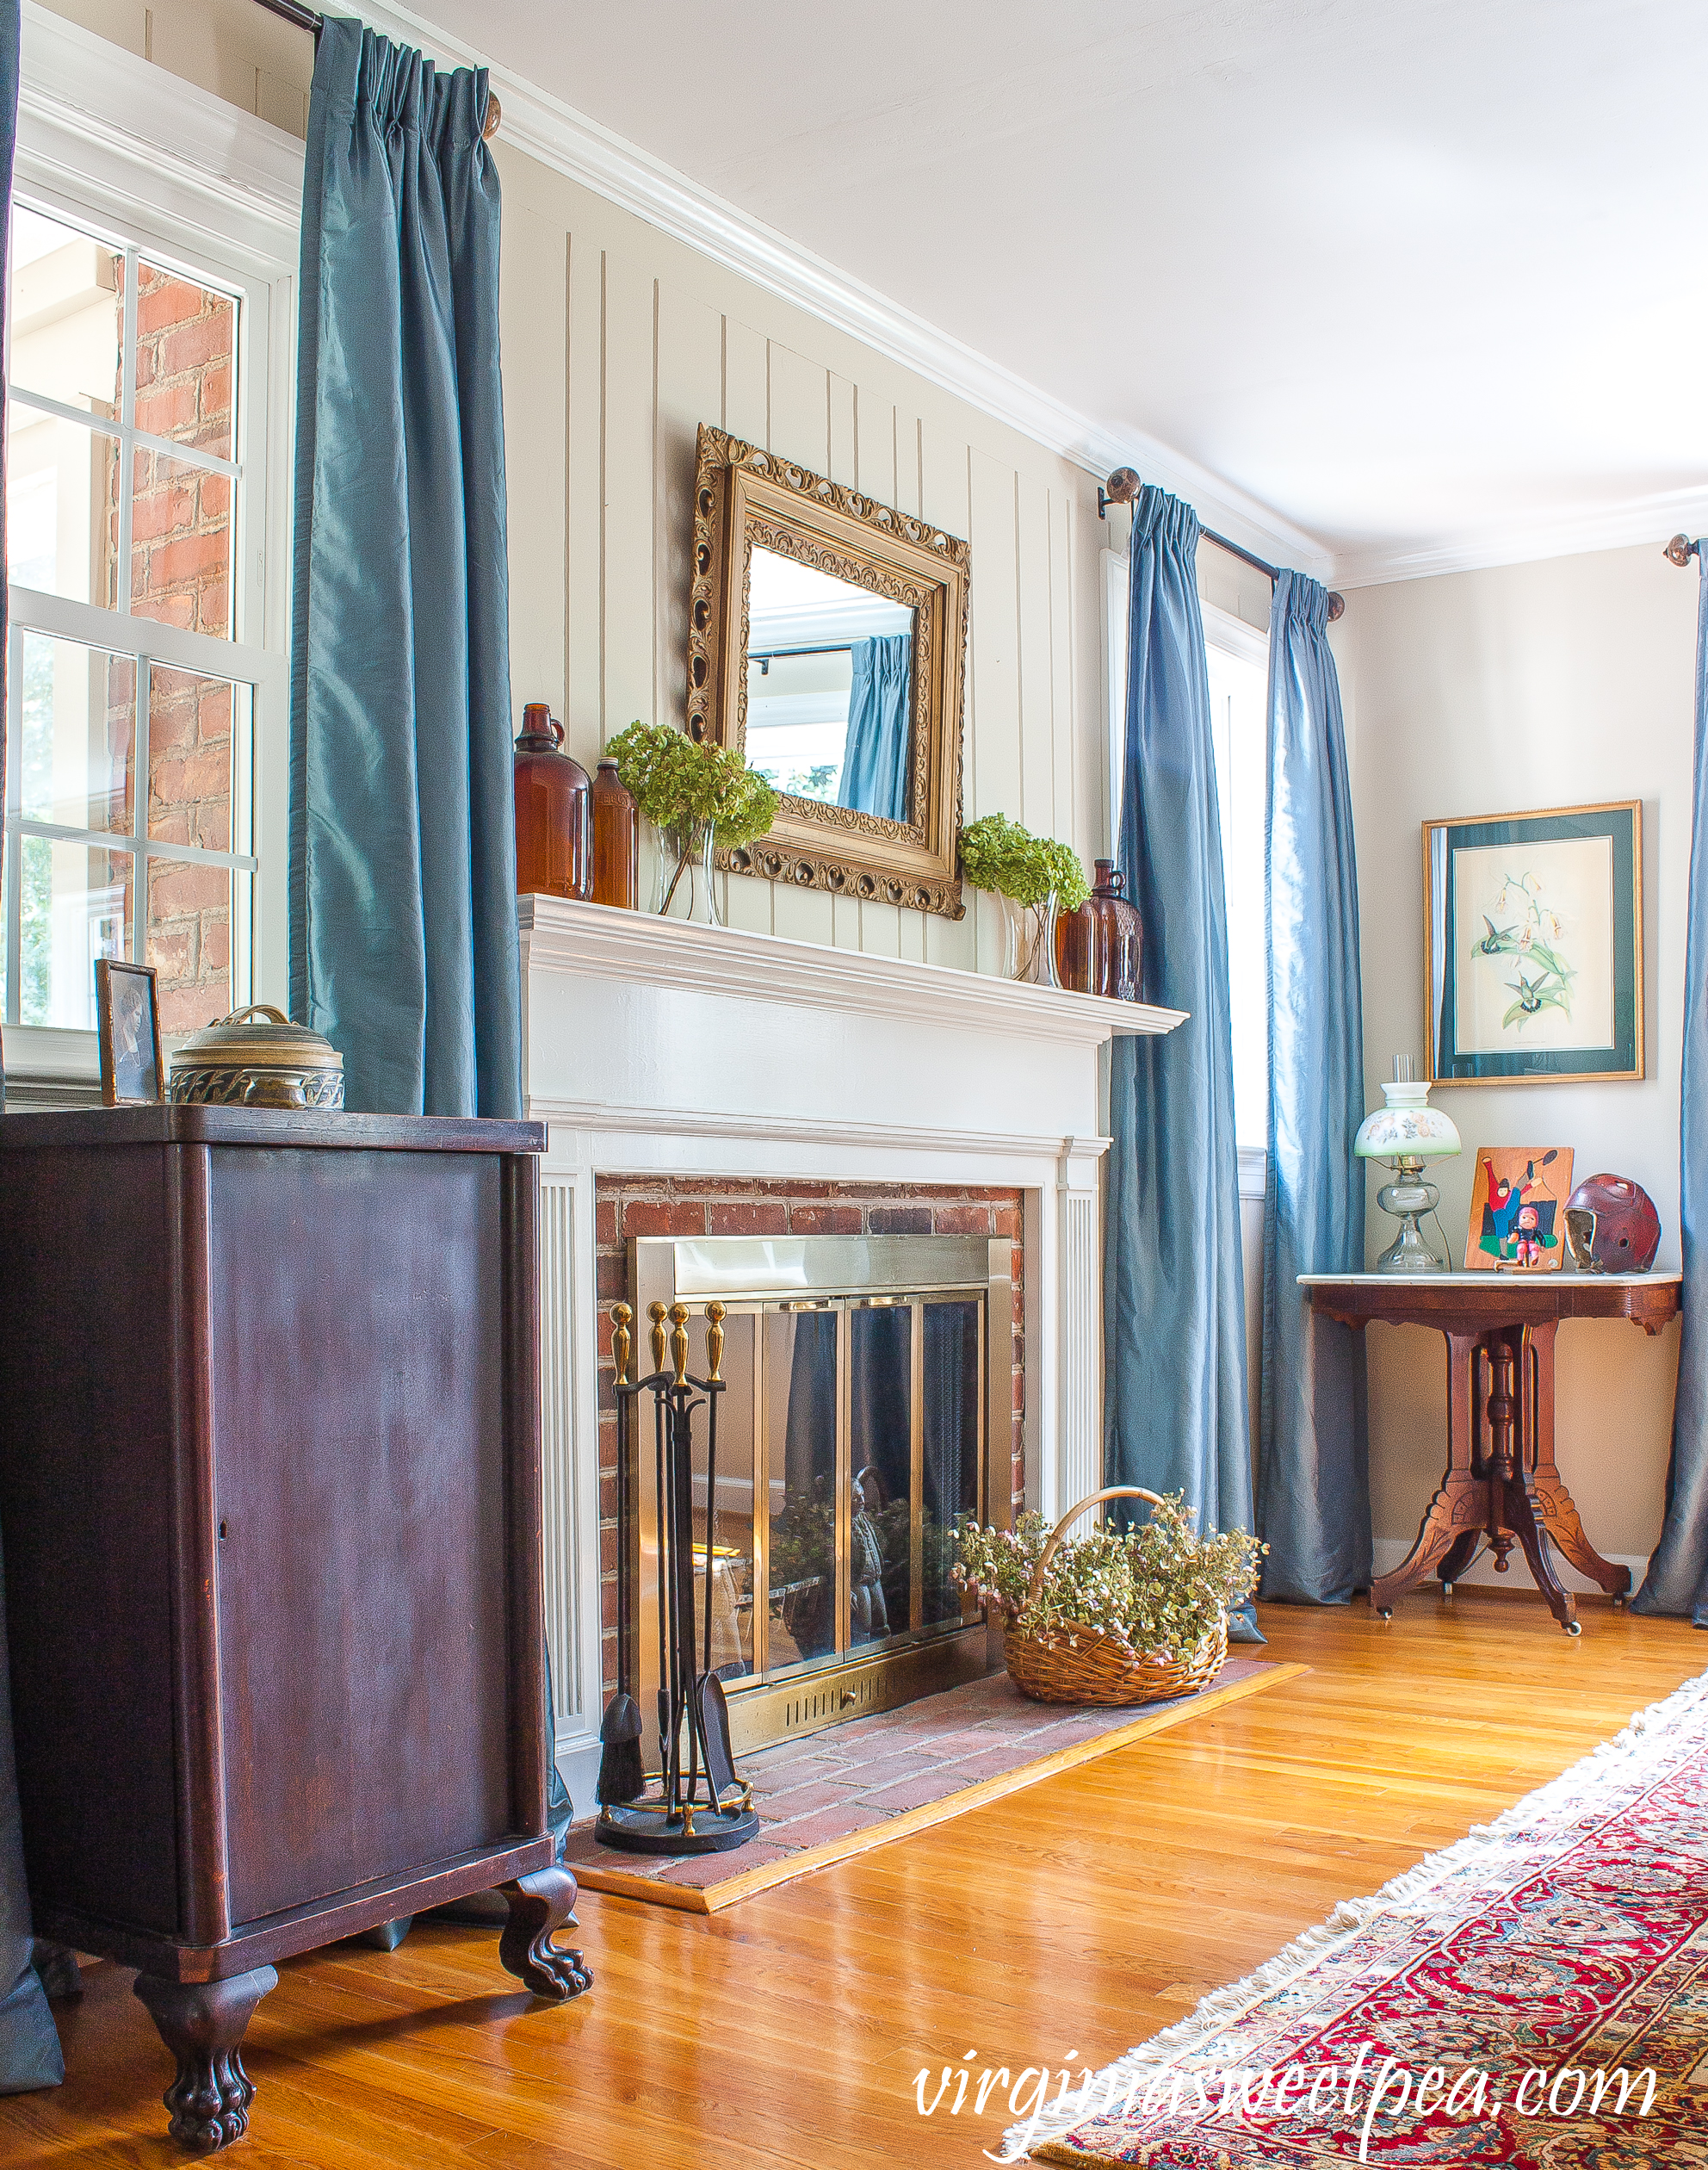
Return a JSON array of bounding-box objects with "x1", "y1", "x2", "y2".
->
[{"x1": 495, "y1": 140, "x2": 1109, "y2": 970}]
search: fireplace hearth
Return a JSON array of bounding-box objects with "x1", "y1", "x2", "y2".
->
[{"x1": 624, "y1": 1233, "x2": 1012, "y2": 1754}]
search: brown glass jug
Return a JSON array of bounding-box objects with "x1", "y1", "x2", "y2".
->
[
  {"x1": 513, "y1": 703, "x2": 591, "y2": 901},
  {"x1": 590, "y1": 757, "x2": 639, "y2": 909},
  {"x1": 1055, "y1": 858, "x2": 1144, "y2": 1001}
]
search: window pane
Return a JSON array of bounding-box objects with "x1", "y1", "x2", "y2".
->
[
  {"x1": 12, "y1": 836, "x2": 131, "y2": 1029},
  {"x1": 132, "y1": 446, "x2": 232, "y2": 637},
  {"x1": 135, "y1": 263, "x2": 235, "y2": 464},
  {"x1": 18, "y1": 633, "x2": 136, "y2": 835},
  {"x1": 7, "y1": 408, "x2": 121, "y2": 604},
  {"x1": 148, "y1": 666, "x2": 248, "y2": 853},
  {"x1": 8, "y1": 207, "x2": 122, "y2": 417},
  {"x1": 145, "y1": 859, "x2": 236, "y2": 1035}
]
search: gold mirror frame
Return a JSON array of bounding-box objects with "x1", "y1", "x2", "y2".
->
[{"x1": 688, "y1": 424, "x2": 968, "y2": 920}]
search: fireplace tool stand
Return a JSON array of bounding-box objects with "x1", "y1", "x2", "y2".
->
[{"x1": 597, "y1": 1299, "x2": 759, "y2": 1856}]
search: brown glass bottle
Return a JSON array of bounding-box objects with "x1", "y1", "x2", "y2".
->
[
  {"x1": 1055, "y1": 858, "x2": 1144, "y2": 1001},
  {"x1": 513, "y1": 703, "x2": 591, "y2": 901},
  {"x1": 590, "y1": 757, "x2": 639, "y2": 909}
]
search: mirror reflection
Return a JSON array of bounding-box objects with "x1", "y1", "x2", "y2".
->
[{"x1": 744, "y1": 547, "x2": 914, "y2": 821}]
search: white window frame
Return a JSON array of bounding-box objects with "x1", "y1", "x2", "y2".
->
[{"x1": 4, "y1": 3, "x2": 302, "y2": 1085}]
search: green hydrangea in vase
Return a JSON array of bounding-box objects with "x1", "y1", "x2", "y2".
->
[
  {"x1": 604, "y1": 722, "x2": 779, "y2": 927},
  {"x1": 959, "y1": 813, "x2": 1090, "y2": 987}
]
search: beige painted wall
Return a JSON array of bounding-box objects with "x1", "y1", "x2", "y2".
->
[
  {"x1": 495, "y1": 158, "x2": 1106, "y2": 971},
  {"x1": 38, "y1": 0, "x2": 315, "y2": 133},
  {"x1": 1338, "y1": 543, "x2": 1695, "y2": 1571}
]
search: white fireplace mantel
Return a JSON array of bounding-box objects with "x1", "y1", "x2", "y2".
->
[{"x1": 517, "y1": 896, "x2": 1186, "y2": 1805}]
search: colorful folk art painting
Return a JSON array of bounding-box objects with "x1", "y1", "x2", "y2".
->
[{"x1": 1465, "y1": 1147, "x2": 1575, "y2": 1272}]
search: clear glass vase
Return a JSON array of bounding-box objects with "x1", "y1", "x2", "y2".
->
[
  {"x1": 1002, "y1": 891, "x2": 1060, "y2": 988},
  {"x1": 653, "y1": 820, "x2": 721, "y2": 927}
]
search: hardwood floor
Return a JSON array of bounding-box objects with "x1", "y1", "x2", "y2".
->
[{"x1": 4, "y1": 1590, "x2": 1703, "y2": 2168}]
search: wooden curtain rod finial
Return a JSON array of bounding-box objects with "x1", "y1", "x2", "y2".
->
[
  {"x1": 482, "y1": 91, "x2": 502, "y2": 143},
  {"x1": 1098, "y1": 467, "x2": 1142, "y2": 519},
  {"x1": 1666, "y1": 533, "x2": 1699, "y2": 567},
  {"x1": 1327, "y1": 592, "x2": 1346, "y2": 622}
]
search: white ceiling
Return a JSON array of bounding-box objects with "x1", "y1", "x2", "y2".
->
[{"x1": 412, "y1": 0, "x2": 1708, "y2": 582}]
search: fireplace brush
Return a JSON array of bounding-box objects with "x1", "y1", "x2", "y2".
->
[
  {"x1": 597, "y1": 1299, "x2": 758, "y2": 1857},
  {"x1": 595, "y1": 1302, "x2": 645, "y2": 1807}
]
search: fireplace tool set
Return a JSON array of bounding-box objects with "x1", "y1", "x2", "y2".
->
[{"x1": 595, "y1": 1299, "x2": 759, "y2": 1855}]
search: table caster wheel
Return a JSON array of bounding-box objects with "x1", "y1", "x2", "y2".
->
[
  {"x1": 1567, "y1": 1621, "x2": 1582, "y2": 1636},
  {"x1": 1377, "y1": 1609, "x2": 1393, "y2": 1621},
  {"x1": 1441, "y1": 1583, "x2": 1454, "y2": 1598},
  {"x1": 1612, "y1": 1595, "x2": 1627, "y2": 1609}
]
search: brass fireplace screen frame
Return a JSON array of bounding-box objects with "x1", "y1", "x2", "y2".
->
[{"x1": 627, "y1": 1235, "x2": 1012, "y2": 1754}]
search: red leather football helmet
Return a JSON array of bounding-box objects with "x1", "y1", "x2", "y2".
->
[{"x1": 1563, "y1": 1174, "x2": 1662, "y2": 1274}]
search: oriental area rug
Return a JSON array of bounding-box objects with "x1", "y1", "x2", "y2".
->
[
  {"x1": 1008, "y1": 1669, "x2": 1708, "y2": 2168},
  {"x1": 564, "y1": 1657, "x2": 1296, "y2": 1913}
]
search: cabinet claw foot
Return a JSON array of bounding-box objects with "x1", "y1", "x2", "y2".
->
[
  {"x1": 133, "y1": 1966, "x2": 276, "y2": 2154},
  {"x1": 498, "y1": 1868, "x2": 592, "y2": 2000}
]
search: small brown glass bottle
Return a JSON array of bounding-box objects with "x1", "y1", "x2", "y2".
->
[
  {"x1": 1055, "y1": 858, "x2": 1144, "y2": 1001},
  {"x1": 590, "y1": 757, "x2": 639, "y2": 909},
  {"x1": 513, "y1": 703, "x2": 591, "y2": 901}
]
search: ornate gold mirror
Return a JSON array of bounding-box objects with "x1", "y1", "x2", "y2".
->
[{"x1": 688, "y1": 425, "x2": 968, "y2": 919}]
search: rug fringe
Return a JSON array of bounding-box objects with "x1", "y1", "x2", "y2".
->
[{"x1": 1004, "y1": 1665, "x2": 1708, "y2": 2162}]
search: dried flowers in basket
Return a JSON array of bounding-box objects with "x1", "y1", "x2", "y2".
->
[{"x1": 952, "y1": 1485, "x2": 1264, "y2": 1707}]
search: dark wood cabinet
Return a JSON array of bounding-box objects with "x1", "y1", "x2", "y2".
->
[{"x1": 0, "y1": 1107, "x2": 590, "y2": 2153}]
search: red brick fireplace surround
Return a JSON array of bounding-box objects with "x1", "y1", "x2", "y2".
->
[{"x1": 592, "y1": 1175, "x2": 1025, "y2": 1696}]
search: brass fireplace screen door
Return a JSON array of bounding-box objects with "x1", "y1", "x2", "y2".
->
[{"x1": 627, "y1": 1235, "x2": 1012, "y2": 1755}]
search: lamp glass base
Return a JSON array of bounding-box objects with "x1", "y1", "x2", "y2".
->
[{"x1": 1372, "y1": 1164, "x2": 1448, "y2": 1273}]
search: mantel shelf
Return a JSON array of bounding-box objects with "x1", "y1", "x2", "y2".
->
[{"x1": 517, "y1": 896, "x2": 1189, "y2": 1051}]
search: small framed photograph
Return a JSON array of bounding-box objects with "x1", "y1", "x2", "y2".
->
[
  {"x1": 95, "y1": 959, "x2": 164, "y2": 1107},
  {"x1": 1424, "y1": 801, "x2": 1643, "y2": 1084}
]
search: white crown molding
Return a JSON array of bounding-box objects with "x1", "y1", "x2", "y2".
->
[
  {"x1": 1333, "y1": 483, "x2": 1708, "y2": 590},
  {"x1": 517, "y1": 896, "x2": 1185, "y2": 1051},
  {"x1": 350, "y1": 1, "x2": 1332, "y2": 583},
  {"x1": 19, "y1": 2, "x2": 304, "y2": 266}
]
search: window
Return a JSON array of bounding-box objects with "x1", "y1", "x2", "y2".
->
[
  {"x1": 4, "y1": 202, "x2": 263, "y2": 1038},
  {"x1": 1103, "y1": 552, "x2": 1270, "y2": 1150},
  {"x1": 2, "y1": 33, "x2": 296, "y2": 1075}
]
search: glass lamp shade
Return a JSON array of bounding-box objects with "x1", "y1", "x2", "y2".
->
[{"x1": 1353, "y1": 1079, "x2": 1461, "y2": 1164}]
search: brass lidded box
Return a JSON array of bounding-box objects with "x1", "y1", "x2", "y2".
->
[{"x1": 168, "y1": 1005, "x2": 344, "y2": 1110}]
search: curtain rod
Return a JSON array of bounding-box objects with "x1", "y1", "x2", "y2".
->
[
  {"x1": 1098, "y1": 467, "x2": 1346, "y2": 622},
  {"x1": 1666, "y1": 535, "x2": 1699, "y2": 567},
  {"x1": 250, "y1": 0, "x2": 502, "y2": 138}
]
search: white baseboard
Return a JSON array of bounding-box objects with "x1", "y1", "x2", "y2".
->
[{"x1": 1371, "y1": 1535, "x2": 1650, "y2": 1598}]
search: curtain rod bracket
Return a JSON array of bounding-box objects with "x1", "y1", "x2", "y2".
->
[
  {"x1": 1666, "y1": 534, "x2": 1700, "y2": 567},
  {"x1": 1099, "y1": 468, "x2": 1345, "y2": 620}
]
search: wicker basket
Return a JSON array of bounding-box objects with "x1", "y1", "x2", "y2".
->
[{"x1": 1001, "y1": 1486, "x2": 1228, "y2": 1708}]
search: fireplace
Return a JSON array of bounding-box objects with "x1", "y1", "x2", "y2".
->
[
  {"x1": 625, "y1": 1232, "x2": 1012, "y2": 1753},
  {"x1": 517, "y1": 896, "x2": 1183, "y2": 1806}
]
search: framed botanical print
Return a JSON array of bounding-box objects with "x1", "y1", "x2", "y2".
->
[{"x1": 1424, "y1": 801, "x2": 1643, "y2": 1085}]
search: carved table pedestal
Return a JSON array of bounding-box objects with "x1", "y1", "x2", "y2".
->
[{"x1": 1302, "y1": 1272, "x2": 1681, "y2": 1634}]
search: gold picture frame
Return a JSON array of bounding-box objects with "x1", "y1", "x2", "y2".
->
[
  {"x1": 95, "y1": 958, "x2": 164, "y2": 1106},
  {"x1": 1423, "y1": 800, "x2": 1643, "y2": 1086},
  {"x1": 687, "y1": 424, "x2": 968, "y2": 920}
]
